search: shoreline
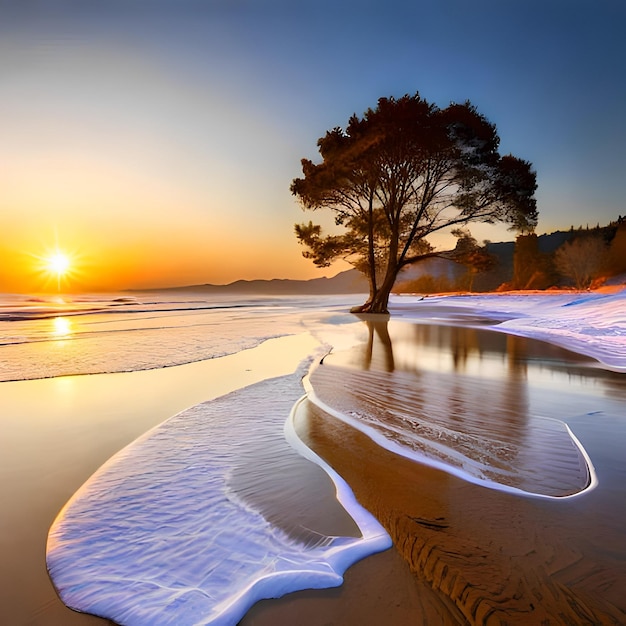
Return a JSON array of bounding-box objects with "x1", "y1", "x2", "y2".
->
[
  {"x1": 2, "y1": 291, "x2": 625, "y2": 624},
  {"x1": 242, "y1": 305, "x2": 626, "y2": 624}
]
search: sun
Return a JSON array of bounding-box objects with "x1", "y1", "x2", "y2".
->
[
  {"x1": 32, "y1": 246, "x2": 79, "y2": 292},
  {"x1": 45, "y1": 251, "x2": 71, "y2": 277}
]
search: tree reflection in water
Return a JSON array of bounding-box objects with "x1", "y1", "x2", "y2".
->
[{"x1": 310, "y1": 319, "x2": 593, "y2": 498}]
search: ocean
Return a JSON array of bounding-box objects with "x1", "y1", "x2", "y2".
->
[{"x1": 0, "y1": 291, "x2": 364, "y2": 382}]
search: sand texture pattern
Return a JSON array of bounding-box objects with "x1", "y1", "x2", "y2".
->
[{"x1": 295, "y1": 399, "x2": 626, "y2": 625}]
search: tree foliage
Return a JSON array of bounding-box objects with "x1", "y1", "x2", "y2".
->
[
  {"x1": 451, "y1": 229, "x2": 498, "y2": 290},
  {"x1": 512, "y1": 233, "x2": 556, "y2": 290},
  {"x1": 292, "y1": 93, "x2": 538, "y2": 313},
  {"x1": 554, "y1": 236, "x2": 609, "y2": 289}
]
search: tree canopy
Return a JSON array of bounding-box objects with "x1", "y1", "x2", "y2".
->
[
  {"x1": 554, "y1": 235, "x2": 609, "y2": 289},
  {"x1": 291, "y1": 93, "x2": 538, "y2": 313}
]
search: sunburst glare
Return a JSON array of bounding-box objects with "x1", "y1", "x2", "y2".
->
[
  {"x1": 45, "y1": 252, "x2": 71, "y2": 277},
  {"x1": 32, "y1": 246, "x2": 81, "y2": 292}
]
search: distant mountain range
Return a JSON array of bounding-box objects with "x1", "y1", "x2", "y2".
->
[
  {"x1": 158, "y1": 259, "x2": 470, "y2": 295},
  {"x1": 158, "y1": 269, "x2": 369, "y2": 295}
]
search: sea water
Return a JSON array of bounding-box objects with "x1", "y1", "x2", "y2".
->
[
  {"x1": 305, "y1": 321, "x2": 599, "y2": 499},
  {"x1": 0, "y1": 291, "x2": 364, "y2": 382}
]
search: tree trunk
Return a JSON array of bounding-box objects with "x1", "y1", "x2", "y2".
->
[
  {"x1": 353, "y1": 193, "x2": 378, "y2": 313},
  {"x1": 357, "y1": 226, "x2": 400, "y2": 313},
  {"x1": 354, "y1": 259, "x2": 397, "y2": 314},
  {"x1": 351, "y1": 282, "x2": 393, "y2": 313},
  {"x1": 367, "y1": 194, "x2": 377, "y2": 296},
  {"x1": 367, "y1": 273, "x2": 395, "y2": 313}
]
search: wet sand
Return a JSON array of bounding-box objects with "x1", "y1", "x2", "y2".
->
[
  {"x1": 243, "y1": 320, "x2": 626, "y2": 625},
  {"x1": 241, "y1": 547, "x2": 462, "y2": 626},
  {"x1": 288, "y1": 399, "x2": 626, "y2": 624}
]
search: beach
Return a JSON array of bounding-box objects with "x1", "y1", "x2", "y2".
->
[
  {"x1": 1, "y1": 291, "x2": 625, "y2": 624},
  {"x1": 293, "y1": 398, "x2": 626, "y2": 624},
  {"x1": 4, "y1": 1, "x2": 625, "y2": 622}
]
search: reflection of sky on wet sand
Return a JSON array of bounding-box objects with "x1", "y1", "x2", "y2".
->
[{"x1": 309, "y1": 320, "x2": 617, "y2": 498}]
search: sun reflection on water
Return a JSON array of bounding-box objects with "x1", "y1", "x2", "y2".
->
[{"x1": 52, "y1": 316, "x2": 72, "y2": 338}]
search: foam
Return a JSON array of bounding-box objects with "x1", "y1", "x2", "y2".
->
[{"x1": 46, "y1": 370, "x2": 389, "y2": 626}]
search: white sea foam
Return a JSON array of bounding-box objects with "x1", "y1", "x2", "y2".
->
[{"x1": 46, "y1": 369, "x2": 390, "y2": 626}]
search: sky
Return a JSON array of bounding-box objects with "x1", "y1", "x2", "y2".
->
[{"x1": 1, "y1": 0, "x2": 624, "y2": 292}]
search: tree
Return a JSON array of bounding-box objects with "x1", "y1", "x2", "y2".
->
[
  {"x1": 451, "y1": 229, "x2": 497, "y2": 291},
  {"x1": 607, "y1": 222, "x2": 626, "y2": 276},
  {"x1": 554, "y1": 235, "x2": 609, "y2": 289},
  {"x1": 512, "y1": 233, "x2": 555, "y2": 290},
  {"x1": 292, "y1": 93, "x2": 538, "y2": 313}
]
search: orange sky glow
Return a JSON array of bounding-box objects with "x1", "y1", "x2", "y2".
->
[{"x1": 1, "y1": 3, "x2": 623, "y2": 294}]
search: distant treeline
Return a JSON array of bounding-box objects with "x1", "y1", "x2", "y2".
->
[{"x1": 395, "y1": 217, "x2": 626, "y2": 293}]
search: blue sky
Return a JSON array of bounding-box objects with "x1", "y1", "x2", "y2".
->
[{"x1": 1, "y1": 0, "x2": 624, "y2": 289}]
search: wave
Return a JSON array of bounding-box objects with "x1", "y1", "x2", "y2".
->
[
  {"x1": 46, "y1": 368, "x2": 390, "y2": 626},
  {"x1": 0, "y1": 293, "x2": 364, "y2": 382},
  {"x1": 0, "y1": 292, "x2": 356, "y2": 322},
  {"x1": 0, "y1": 300, "x2": 260, "y2": 323}
]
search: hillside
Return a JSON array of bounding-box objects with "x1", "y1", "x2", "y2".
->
[
  {"x1": 395, "y1": 220, "x2": 626, "y2": 293},
  {"x1": 158, "y1": 269, "x2": 369, "y2": 295}
]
